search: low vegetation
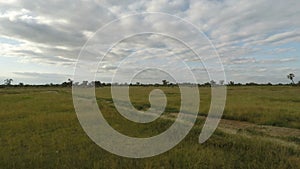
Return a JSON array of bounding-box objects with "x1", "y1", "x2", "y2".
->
[{"x1": 0, "y1": 86, "x2": 299, "y2": 168}]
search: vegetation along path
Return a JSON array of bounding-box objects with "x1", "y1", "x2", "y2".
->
[{"x1": 166, "y1": 113, "x2": 300, "y2": 149}]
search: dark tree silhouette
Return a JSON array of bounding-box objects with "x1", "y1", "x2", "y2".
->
[
  {"x1": 68, "y1": 79, "x2": 73, "y2": 86},
  {"x1": 287, "y1": 73, "x2": 295, "y2": 84},
  {"x1": 162, "y1": 80, "x2": 169, "y2": 86},
  {"x1": 4, "y1": 79, "x2": 13, "y2": 86},
  {"x1": 94, "y1": 81, "x2": 101, "y2": 87}
]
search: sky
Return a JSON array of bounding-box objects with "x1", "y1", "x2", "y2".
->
[{"x1": 0, "y1": 0, "x2": 300, "y2": 84}]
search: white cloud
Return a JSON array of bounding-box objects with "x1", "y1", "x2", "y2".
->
[{"x1": 0, "y1": 0, "x2": 299, "y2": 83}]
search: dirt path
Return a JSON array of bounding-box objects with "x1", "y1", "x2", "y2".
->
[
  {"x1": 166, "y1": 113, "x2": 300, "y2": 149},
  {"x1": 98, "y1": 100, "x2": 300, "y2": 149}
]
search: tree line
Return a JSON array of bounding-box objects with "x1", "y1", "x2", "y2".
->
[{"x1": 1, "y1": 73, "x2": 299, "y2": 87}]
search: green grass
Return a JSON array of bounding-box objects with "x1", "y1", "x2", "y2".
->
[
  {"x1": 98, "y1": 86, "x2": 300, "y2": 129},
  {"x1": 0, "y1": 86, "x2": 299, "y2": 168},
  {"x1": 224, "y1": 86, "x2": 300, "y2": 128}
]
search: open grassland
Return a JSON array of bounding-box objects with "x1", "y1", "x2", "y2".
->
[{"x1": 0, "y1": 86, "x2": 299, "y2": 168}]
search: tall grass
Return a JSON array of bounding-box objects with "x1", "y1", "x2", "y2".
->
[{"x1": 0, "y1": 86, "x2": 299, "y2": 168}]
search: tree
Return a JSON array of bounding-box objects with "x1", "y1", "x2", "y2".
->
[
  {"x1": 246, "y1": 82, "x2": 258, "y2": 86},
  {"x1": 61, "y1": 82, "x2": 69, "y2": 87},
  {"x1": 94, "y1": 81, "x2": 101, "y2": 87},
  {"x1": 61, "y1": 79, "x2": 73, "y2": 87},
  {"x1": 81, "y1": 81, "x2": 88, "y2": 86},
  {"x1": 210, "y1": 80, "x2": 216, "y2": 86},
  {"x1": 204, "y1": 82, "x2": 210, "y2": 86},
  {"x1": 162, "y1": 80, "x2": 169, "y2": 86},
  {"x1": 89, "y1": 81, "x2": 95, "y2": 87},
  {"x1": 68, "y1": 79, "x2": 73, "y2": 86},
  {"x1": 4, "y1": 79, "x2": 13, "y2": 86},
  {"x1": 287, "y1": 73, "x2": 295, "y2": 84},
  {"x1": 228, "y1": 81, "x2": 235, "y2": 86},
  {"x1": 219, "y1": 80, "x2": 225, "y2": 85}
]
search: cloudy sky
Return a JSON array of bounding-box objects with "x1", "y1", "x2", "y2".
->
[{"x1": 0, "y1": 0, "x2": 300, "y2": 84}]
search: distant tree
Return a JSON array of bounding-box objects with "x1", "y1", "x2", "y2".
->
[
  {"x1": 246, "y1": 82, "x2": 258, "y2": 86},
  {"x1": 61, "y1": 82, "x2": 67, "y2": 87},
  {"x1": 204, "y1": 82, "x2": 211, "y2": 86},
  {"x1": 136, "y1": 82, "x2": 140, "y2": 86},
  {"x1": 73, "y1": 82, "x2": 79, "y2": 86},
  {"x1": 89, "y1": 81, "x2": 95, "y2": 87},
  {"x1": 219, "y1": 80, "x2": 225, "y2": 85},
  {"x1": 94, "y1": 81, "x2": 101, "y2": 87},
  {"x1": 68, "y1": 79, "x2": 73, "y2": 86},
  {"x1": 162, "y1": 80, "x2": 169, "y2": 86},
  {"x1": 298, "y1": 81, "x2": 300, "y2": 86},
  {"x1": 19, "y1": 82, "x2": 24, "y2": 86},
  {"x1": 61, "y1": 79, "x2": 73, "y2": 87},
  {"x1": 4, "y1": 79, "x2": 13, "y2": 86},
  {"x1": 81, "y1": 81, "x2": 88, "y2": 86},
  {"x1": 210, "y1": 80, "x2": 216, "y2": 86},
  {"x1": 287, "y1": 73, "x2": 295, "y2": 84},
  {"x1": 228, "y1": 81, "x2": 235, "y2": 86}
]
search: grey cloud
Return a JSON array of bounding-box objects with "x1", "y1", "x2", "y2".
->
[
  {"x1": 227, "y1": 57, "x2": 256, "y2": 64},
  {"x1": 0, "y1": 18, "x2": 86, "y2": 47},
  {"x1": 258, "y1": 57, "x2": 297, "y2": 64},
  {"x1": 13, "y1": 72, "x2": 71, "y2": 78},
  {"x1": 1, "y1": 0, "x2": 300, "y2": 83}
]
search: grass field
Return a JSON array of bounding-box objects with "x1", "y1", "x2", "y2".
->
[{"x1": 0, "y1": 86, "x2": 299, "y2": 168}]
